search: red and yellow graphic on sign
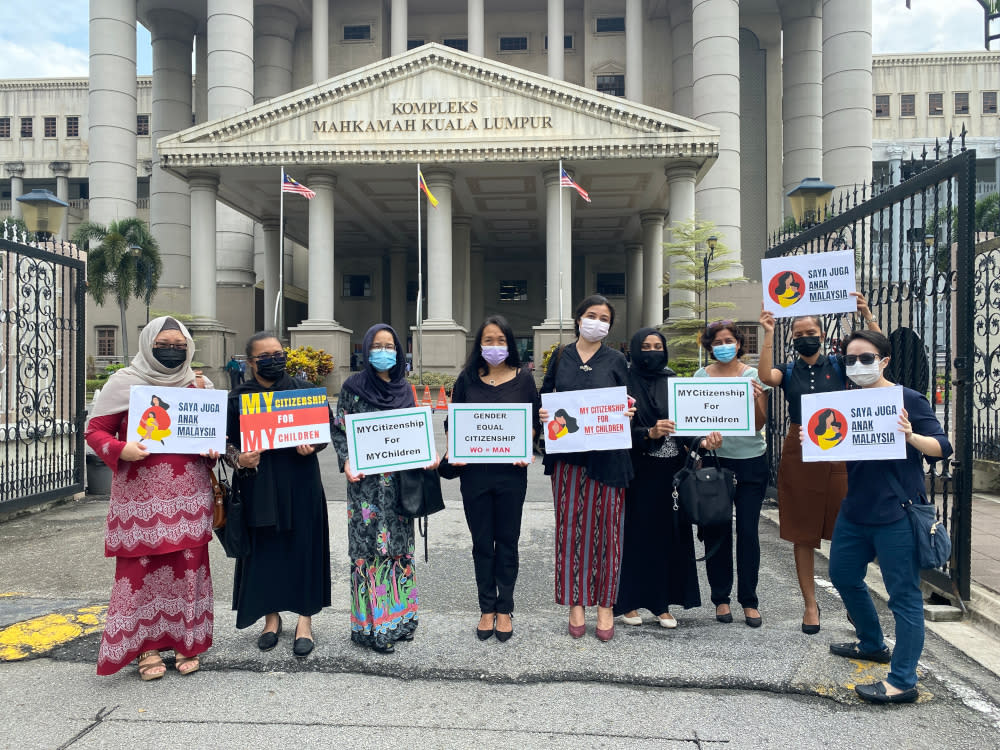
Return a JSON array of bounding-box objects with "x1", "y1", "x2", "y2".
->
[
  {"x1": 239, "y1": 387, "x2": 331, "y2": 451},
  {"x1": 547, "y1": 408, "x2": 580, "y2": 441},
  {"x1": 136, "y1": 395, "x2": 172, "y2": 444},
  {"x1": 806, "y1": 407, "x2": 848, "y2": 450},
  {"x1": 768, "y1": 270, "x2": 805, "y2": 308}
]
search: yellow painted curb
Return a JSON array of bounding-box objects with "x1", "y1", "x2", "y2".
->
[{"x1": 0, "y1": 605, "x2": 107, "y2": 661}]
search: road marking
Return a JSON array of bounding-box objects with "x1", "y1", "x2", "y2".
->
[{"x1": 0, "y1": 605, "x2": 106, "y2": 661}]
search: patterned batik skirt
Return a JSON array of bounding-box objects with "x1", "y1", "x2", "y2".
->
[
  {"x1": 552, "y1": 460, "x2": 627, "y2": 608},
  {"x1": 349, "y1": 555, "x2": 418, "y2": 648},
  {"x1": 97, "y1": 545, "x2": 213, "y2": 675}
]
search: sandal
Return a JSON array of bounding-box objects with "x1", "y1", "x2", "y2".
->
[
  {"x1": 174, "y1": 653, "x2": 200, "y2": 676},
  {"x1": 137, "y1": 650, "x2": 166, "y2": 681}
]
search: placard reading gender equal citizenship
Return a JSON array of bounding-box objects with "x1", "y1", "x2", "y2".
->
[
  {"x1": 801, "y1": 386, "x2": 906, "y2": 463},
  {"x1": 239, "y1": 387, "x2": 331, "y2": 451},
  {"x1": 541, "y1": 386, "x2": 631, "y2": 454},
  {"x1": 667, "y1": 378, "x2": 755, "y2": 437},
  {"x1": 126, "y1": 385, "x2": 227, "y2": 455},
  {"x1": 447, "y1": 403, "x2": 532, "y2": 464},
  {"x1": 761, "y1": 249, "x2": 857, "y2": 318},
  {"x1": 345, "y1": 406, "x2": 435, "y2": 474}
]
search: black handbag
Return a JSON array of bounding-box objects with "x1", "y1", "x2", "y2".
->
[
  {"x1": 671, "y1": 443, "x2": 737, "y2": 528},
  {"x1": 396, "y1": 468, "x2": 446, "y2": 562},
  {"x1": 214, "y1": 464, "x2": 250, "y2": 559}
]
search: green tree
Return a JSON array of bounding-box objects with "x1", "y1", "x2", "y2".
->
[
  {"x1": 661, "y1": 217, "x2": 746, "y2": 358},
  {"x1": 73, "y1": 218, "x2": 162, "y2": 363}
]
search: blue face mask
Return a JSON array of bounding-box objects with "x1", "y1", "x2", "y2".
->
[
  {"x1": 368, "y1": 349, "x2": 397, "y2": 372},
  {"x1": 712, "y1": 343, "x2": 738, "y2": 363}
]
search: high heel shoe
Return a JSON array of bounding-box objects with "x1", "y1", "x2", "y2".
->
[
  {"x1": 595, "y1": 624, "x2": 615, "y2": 642},
  {"x1": 476, "y1": 614, "x2": 495, "y2": 641},
  {"x1": 495, "y1": 613, "x2": 513, "y2": 643},
  {"x1": 802, "y1": 604, "x2": 821, "y2": 635},
  {"x1": 568, "y1": 622, "x2": 586, "y2": 639},
  {"x1": 715, "y1": 604, "x2": 733, "y2": 624}
]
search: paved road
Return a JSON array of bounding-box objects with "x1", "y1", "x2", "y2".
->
[{"x1": 2, "y1": 415, "x2": 1000, "y2": 748}]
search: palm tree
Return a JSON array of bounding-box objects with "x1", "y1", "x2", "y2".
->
[{"x1": 73, "y1": 218, "x2": 162, "y2": 363}]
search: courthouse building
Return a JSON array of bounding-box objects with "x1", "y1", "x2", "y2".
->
[{"x1": 0, "y1": 1, "x2": 997, "y2": 386}]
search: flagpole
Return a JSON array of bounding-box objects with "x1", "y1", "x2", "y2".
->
[
  {"x1": 558, "y1": 159, "x2": 565, "y2": 349},
  {"x1": 417, "y1": 163, "x2": 424, "y2": 384},
  {"x1": 277, "y1": 166, "x2": 285, "y2": 337}
]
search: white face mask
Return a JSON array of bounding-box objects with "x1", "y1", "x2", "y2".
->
[
  {"x1": 846, "y1": 361, "x2": 882, "y2": 387},
  {"x1": 578, "y1": 318, "x2": 610, "y2": 343}
]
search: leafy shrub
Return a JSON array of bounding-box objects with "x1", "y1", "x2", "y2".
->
[
  {"x1": 406, "y1": 372, "x2": 457, "y2": 392},
  {"x1": 284, "y1": 345, "x2": 334, "y2": 385},
  {"x1": 669, "y1": 357, "x2": 701, "y2": 377},
  {"x1": 104, "y1": 363, "x2": 126, "y2": 376},
  {"x1": 540, "y1": 343, "x2": 560, "y2": 374}
]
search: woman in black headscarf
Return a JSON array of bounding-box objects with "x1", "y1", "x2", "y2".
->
[{"x1": 613, "y1": 327, "x2": 712, "y2": 629}]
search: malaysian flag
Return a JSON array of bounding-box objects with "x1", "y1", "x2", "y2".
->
[
  {"x1": 282, "y1": 173, "x2": 316, "y2": 199},
  {"x1": 560, "y1": 168, "x2": 591, "y2": 203},
  {"x1": 417, "y1": 167, "x2": 439, "y2": 208}
]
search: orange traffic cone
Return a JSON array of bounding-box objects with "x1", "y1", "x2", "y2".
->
[
  {"x1": 422, "y1": 384, "x2": 432, "y2": 407},
  {"x1": 411, "y1": 384, "x2": 419, "y2": 406},
  {"x1": 435, "y1": 386, "x2": 448, "y2": 411}
]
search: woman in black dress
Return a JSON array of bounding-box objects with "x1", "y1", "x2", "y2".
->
[
  {"x1": 444, "y1": 315, "x2": 541, "y2": 642},
  {"x1": 225, "y1": 331, "x2": 332, "y2": 657}
]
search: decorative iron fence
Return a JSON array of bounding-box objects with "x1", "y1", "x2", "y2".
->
[
  {"x1": 0, "y1": 227, "x2": 86, "y2": 513},
  {"x1": 765, "y1": 134, "x2": 981, "y2": 601}
]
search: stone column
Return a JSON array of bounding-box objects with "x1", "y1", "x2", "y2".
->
[
  {"x1": 468, "y1": 0, "x2": 485, "y2": 57},
  {"x1": 666, "y1": 162, "x2": 698, "y2": 320},
  {"x1": 391, "y1": 0, "x2": 408, "y2": 56},
  {"x1": 626, "y1": 243, "x2": 644, "y2": 335},
  {"x1": 641, "y1": 211, "x2": 667, "y2": 327},
  {"x1": 452, "y1": 215, "x2": 472, "y2": 332},
  {"x1": 313, "y1": 0, "x2": 329, "y2": 82},
  {"x1": 625, "y1": 0, "x2": 644, "y2": 103},
  {"x1": 780, "y1": 0, "x2": 822, "y2": 213},
  {"x1": 148, "y1": 9, "x2": 195, "y2": 288},
  {"x1": 887, "y1": 143, "x2": 905, "y2": 186},
  {"x1": 693, "y1": 0, "x2": 741, "y2": 274},
  {"x1": 255, "y1": 5, "x2": 298, "y2": 101},
  {"x1": 994, "y1": 140, "x2": 1000, "y2": 192},
  {"x1": 261, "y1": 217, "x2": 281, "y2": 330},
  {"x1": 669, "y1": 0, "x2": 693, "y2": 117},
  {"x1": 88, "y1": 0, "x2": 137, "y2": 226},
  {"x1": 822, "y1": 0, "x2": 872, "y2": 194},
  {"x1": 6, "y1": 163, "x2": 24, "y2": 220},
  {"x1": 389, "y1": 245, "x2": 408, "y2": 338},
  {"x1": 195, "y1": 31, "x2": 208, "y2": 124},
  {"x1": 533, "y1": 166, "x2": 574, "y2": 366},
  {"x1": 208, "y1": 0, "x2": 254, "y2": 119},
  {"x1": 190, "y1": 174, "x2": 220, "y2": 321},
  {"x1": 49, "y1": 162, "x2": 71, "y2": 239},
  {"x1": 470, "y1": 245, "x2": 485, "y2": 328},
  {"x1": 548, "y1": 0, "x2": 564, "y2": 80}
]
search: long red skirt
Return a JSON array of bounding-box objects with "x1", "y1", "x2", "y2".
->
[{"x1": 97, "y1": 545, "x2": 213, "y2": 676}]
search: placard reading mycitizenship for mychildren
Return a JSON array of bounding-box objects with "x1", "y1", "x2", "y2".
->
[
  {"x1": 667, "y1": 378, "x2": 755, "y2": 436},
  {"x1": 447, "y1": 402, "x2": 532, "y2": 463},
  {"x1": 239, "y1": 387, "x2": 331, "y2": 451},
  {"x1": 126, "y1": 385, "x2": 227, "y2": 455},
  {"x1": 801, "y1": 386, "x2": 906, "y2": 462},
  {"x1": 345, "y1": 406, "x2": 435, "y2": 474},
  {"x1": 761, "y1": 249, "x2": 857, "y2": 318},
  {"x1": 541, "y1": 386, "x2": 631, "y2": 454}
]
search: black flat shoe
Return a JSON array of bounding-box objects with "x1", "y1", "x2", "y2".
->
[
  {"x1": 257, "y1": 615, "x2": 282, "y2": 651},
  {"x1": 744, "y1": 611, "x2": 762, "y2": 629},
  {"x1": 802, "y1": 605, "x2": 821, "y2": 635},
  {"x1": 293, "y1": 637, "x2": 314, "y2": 657},
  {"x1": 855, "y1": 681, "x2": 918, "y2": 704},
  {"x1": 371, "y1": 642, "x2": 395, "y2": 654},
  {"x1": 495, "y1": 614, "x2": 513, "y2": 643},
  {"x1": 829, "y1": 641, "x2": 892, "y2": 664},
  {"x1": 715, "y1": 605, "x2": 733, "y2": 624}
]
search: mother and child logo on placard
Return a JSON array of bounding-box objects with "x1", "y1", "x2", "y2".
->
[
  {"x1": 547, "y1": 409, "x2": 580, "y2": 441},
  {"x1": 768, "y1": 270, "x2": 806, "y2": 308},
  {"x1": 137, "y1": 395, "x2": 172, "y2": 445},
  {"x1": 807, "y1": 407, "x2": 848, "y2": 450}
]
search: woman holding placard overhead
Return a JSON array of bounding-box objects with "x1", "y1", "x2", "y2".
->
[
  {"x1": 825, "y1": 330, "x2": 950, "y2": 704},
  {"x1": 758, "y1": 293, "x2": 879, "y2": 634},
  {"x1": 539, "y1": 294, "x2": 636, "y2": 642},
  {"x1": 85, "y1": 316, "x2": 217, "y2": 680},
  {"x1": 444, "y1": 315, "x2": 541, "y2": 642},
  {"x1": 225, "y1": 331, "x2": 331, "y2": 658}
]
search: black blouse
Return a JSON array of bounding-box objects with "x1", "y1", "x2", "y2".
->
[
  {"x1": 539, "y1": 343, "x2": 635, "y2": 488},
  {"x1": 779, "y1": 354, "x2": 848, "y2": 424}
]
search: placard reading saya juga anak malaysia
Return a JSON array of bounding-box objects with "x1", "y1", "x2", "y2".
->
[
  {"x1": 761, "y1": 249, "x2": 857, "y2": 318},
  {"x1": 126, "y1": 385, "x2": 227, "y2": 455},
  {"x1": 344, "y1": 406, "x2": 435, "y2": 474},
  {"x1": 447, "y1": 402, "x2": 532, "y2": 463},
  {"x1": 239, "y1": 387, "x2": 332, "y2": 451},
  {"x1": 541, "y1": 386, "x2": 632, "y2": 454},
  {"x1": 801, "y1": 386, "x2": 906, "y2": 463}
]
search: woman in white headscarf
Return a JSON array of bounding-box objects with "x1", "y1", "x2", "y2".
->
[{"x1": 85, "y1": 316, "x2": 218, "y2": 681}]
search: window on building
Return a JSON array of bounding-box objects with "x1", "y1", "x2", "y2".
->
[
  {"x1": 342, "y1": 274, "x2": 372, "y2": 297},
  {"x1": 595, "y1": 272, "x2": 626, "y2": 296},
  {"x1": 928, "y1": 92, "x2": 943, "y2": 116},
  {"x1": 443, "y1": 37, "x2": 468, "y2": 51},
  {"x1": 984, "y1": 91, "x2": 998, "y2": 115},
  {"x1": 498, "y1": 280, "x2": 528, "y2": 302},
  {"x1": 596, "y1": 17, "x2": 626, "y2": 33},
  {"x1": 343, "y1": 24, "x2": 372, "y2": 41},
  {"x1": 96, "y1": 327, "x2": 116, "y2": 358},
  {"x1": 499, "y1": 36, "x2": 528, "y2": 52},
  {"x1": 874, "y1": 95, "x2": 890, "y2": 118},
  {"x1": 137, "y1": 114, "x2": 150, "y2": 135},
  {"x1": 736, "y1": 325, "x2": 759, "y2": 356},
  {"x1": 900, "y1": 94, "x2": 915, "y2": 117},
  {"x1": 20, "y1": 117, "x2": 32, "y2": 137},
  {"x1": 43, "y1": 116, "x2": 57, "y2": 138},
  {"x1": 954, "y1": 92, "x2": 969, "y2": 115},
  {"x1": 407, "y1": 39, "x2": 425, "y2": 50},
  {"x1": 0, "y1": 117, "x2": 9, "y2": 138},
  {"x1": 596, "y1": 74, "x2": 625, "y2": 97},
  {"x1": 66, "y1": 115, "x2": 79, "y2": 137},
  {"x1": 544, "y1": 34, "x2": 574, "y2": 50}
]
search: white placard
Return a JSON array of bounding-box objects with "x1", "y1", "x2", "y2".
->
[
  {"x1": 541, "y1": 386, "x2": 632, "y2": 454},
  {"x1": 667, "y1": 378, "x2": 756, "y2": 436},
  {"x1": 761, "y1": 249, "x2": 857, "y2": 318},
  {"x1": 345, "y1": 406, "x2": 435, "y2": 474},
  {"x1": 126, "y1": 385, "x2": 227, "y2": 455},
  {"x1": 447, "y1": 402, "x2": 533, "y2": 463},
  {"x1": 801, "y1": 386, "x2": 906, "y2": 462}
]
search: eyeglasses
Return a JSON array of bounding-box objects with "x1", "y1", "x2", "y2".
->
[
  {"x1": 706, "y1": 320, "x2": 734, "y2": 331},
  {"x1": 370, "y1": 344, "x2": 396, "y2": 351},
  {"x1": 844, "y1": 353, "x2": 881, "y2": 366},
  {"x1": 152, "y1": 343, "x2": 187, "y2": 351},
  {"x1": 251, "y1": 352, "x2": 286, "y2": 362}
]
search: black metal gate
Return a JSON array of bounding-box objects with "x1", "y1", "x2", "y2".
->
[
  {"x1": 765, "y1": 138, "x2": 981, "y2": 602},
  {"x1": 0, "y1": 227, "x2": 86, "y2": 514}
]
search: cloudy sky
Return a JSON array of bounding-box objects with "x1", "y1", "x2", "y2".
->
[{"x1": 0, "y1": 0, "x2": 991, "y2": 79}]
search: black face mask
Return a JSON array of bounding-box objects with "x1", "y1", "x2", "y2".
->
[
  {"x1": 255, "y1": 356, "x2": 287, "y2": 381},
  {"x1": 634, "y1": 350, "x2": 667, "y2": 373},
  {"x1": 152, "y1": 348, "x2": 187, "y2": 369},
  {"x1": 793, "y1": 336, "x2": 822, "y2": 357}
]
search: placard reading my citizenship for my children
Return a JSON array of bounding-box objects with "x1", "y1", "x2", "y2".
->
[
  {"x1": 126, "y1": 385, "x2": 227, "y2": 455},
  {"x1": 761, "y1": 249, "x2": 857, "y2": 318},
  {"x1": 541, "y1": 386, "x2": 632, "y2": 454},
  {"x1": 447, "y1": 402, "x2": 532, "y2": 464},
  {"x1": 345, "y1": 406, "x2": 435, "y2": 474},
  {"x1": 239, "y1": 387, "x2": 332, "y2": 451},
  {"x1": 667, "y1": 378, "x2": 756, "y2": 437},
  {"x1": 800, "y1": 386, "x2": 906, "y2": 463}
]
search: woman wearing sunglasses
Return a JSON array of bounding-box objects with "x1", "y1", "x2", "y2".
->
[{"x1": 758, "y1": 294, "x2": 878, "y2": 635}]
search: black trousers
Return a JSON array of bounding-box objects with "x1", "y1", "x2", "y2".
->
[
  {"x1": 459, "y1": 465, "x2": 528, "y2": 614},
  {"x1": 702, "y1": 453, "x2": 769, "y2": 609}
]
